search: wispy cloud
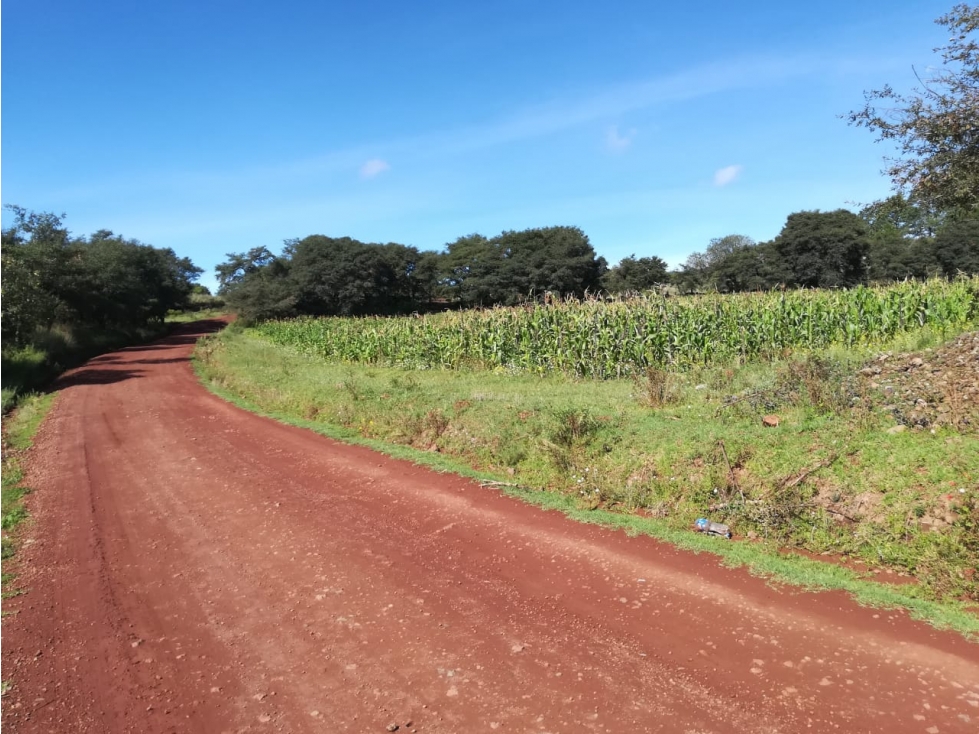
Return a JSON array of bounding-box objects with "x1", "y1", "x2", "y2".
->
[
  {"x1": 38, "y1": 51, "x2": 858, "y2": 249},
  {"x1": 51, "y1": 52, "x2": 835, "y2": 205},
  {"x1": 713, "y1": 164, "x2": 743, "y2": 187},
  {"x1": 360, "y1": 158, "x2": 391, "y2": 179},
  {"x1": 605, "y1": 125, "x2": 635, "y2": 153},
  {"x1": 426, "y1": 53, "x2": 828, "y2": 157}
]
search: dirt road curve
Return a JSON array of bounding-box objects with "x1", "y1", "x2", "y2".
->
[{"x1": 3, "y1": 321, "x2": 978, "y2": 733}]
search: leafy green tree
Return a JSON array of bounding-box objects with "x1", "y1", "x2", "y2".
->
[
  {"x1": 439, "y1": 226, "x2": 606, "y2": 306},
  {"x1": 286, "y1": 236, "x2": 429, "y2": 316},
  {"x1": 2, "y1": 207, "x2": 202, "y2": 343},
  {"x1": 378, "y1": 242, "x2": 438, "y2": 309},
  {"x1": 410, "y1": 250, "x2": 441, "y2": 305},
  {"x1": 859, "y1": 193, "x2": 944, "y2": 240},
  {"x1": 858, "y1": 194, "x2": 941, "y2": 280},
  {"x1": 1, "y1": 247, "x2": 63, "y2": 343},
  {"x1": 497, "y1": 226, "x2": 606, "y2": 301},
  {"x1": 676, "y1": 235, "x2": 757, "y2": 292},
  {"x1": 438, "y1": 234, "x2": 498, "y2": 304},
  {"x1": 866, "y1": 237, "x2": 940, "y2": 281},
  {"x1": 290, "y1": 236, "x2": 384, "y2": 315},
  {"x1": 847, "y1": 4, "x2": 979, "y2": 213},
  {"x1": 773, "y1": 210, "x2": 870, "y2": 288},
  {"x1": 216, "y1": 246, "x2": 280, "y2": 292},
  {"x1": 932, "y1": 217, "x2": 979, "y2": 275},
  {"x1": 712, "y1": 241, "x2": 788, "y2": 292},
  {"x1": 220, "y1": 260, "x2": 296, "y2": 322},
  {"x1": 602, "y1": 255, "x2": 669, "y2": 293},
  {"x1": 1, "y1": 207, "x2": 75, "y2": 340},
  {"x1": 217, "y1": 225, "x2": 604, "y2": 318}
]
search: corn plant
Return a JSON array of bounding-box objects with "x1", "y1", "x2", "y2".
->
[{"x1": 254, "y1": 277, "x2": 979, "y2": 379}]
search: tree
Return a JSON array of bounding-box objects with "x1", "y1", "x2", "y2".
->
[
  {"x1": 676, "y1": 234, "x2": 757, "y2": 292},
  {"x1": 858, "y1": 193, "x2": 941, "y2": 280},
  {"x1": 496, "y1": 226, "x2": 606, "y2": 301},
  {"x1": 2, "y1": 207, "x2": 202, "y2": 342},
  {"x1": 773, "y1": 210, "x2": 869, "y2": 288},
  {"x1": 866, "y1": 236, "x2": 939, "y2": 281},
  {"x1": 286, "y1": 236, "x2": 430, "y2": 316},
  {"x1": 220, "y1": 261, "x2": 296, "y2": 323},
  {"x1": 216, "y1": 246, "x2": 280, "y2": 292},
  {"x1": 858, "y1": 193, "x2": 944, "y2": 240},
  {"x1": 712, "y1": 241, "x2": 788, "y2": 292},
  {"x1": 602, "y1": 255, "x2": 669, "y2": 293},
  {"x1": 439, "y1": 226, "x2": 606, "y2": 306},
  {"x1": 1, "y1": 208, "x2": 73, "y2": 341},
  {"x1": 438, "y1": 234, "x2": 499, "y2": 305},
  {"x1": 932, "y1": 216, "x2": 979, "y2": 274},
  {"x1": 847, "y1": 4, "x2": 979, "y2": 213}
]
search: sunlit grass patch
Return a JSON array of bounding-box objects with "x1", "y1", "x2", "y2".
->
[{"x1": 2, "y1": 393, "x2": 56, "y2": 582}]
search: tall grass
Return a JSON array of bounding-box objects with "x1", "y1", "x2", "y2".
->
[{"x1": 255, "y1": 277, "x2": 979, "y2": 378}]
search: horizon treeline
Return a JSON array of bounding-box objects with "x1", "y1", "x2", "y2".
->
[
  {"x1": 218, "y1": 198, "x2": 979, "y2": 323},
  {"x1": 1, "y1": 206, "x2": 204, "y2": 346}
]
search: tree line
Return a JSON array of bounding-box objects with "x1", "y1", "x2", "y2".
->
[
  {"x1": 217, "y1": 203, "x2": 978, "y2": 322},
  {"x1": 216, "y1": 226, "x2": 609, "y2": 322},
  {"x1": 1, "y1": 206, "x2": 203, "y2": 345},
  {"x1": 676, "y1": 201, "x2": 978, "y2": 294},
  {"x1": 220, "y1": 3, "x2": 978, "y2": 321}
]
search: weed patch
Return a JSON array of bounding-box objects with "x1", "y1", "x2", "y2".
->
[
  {"x1": 1, "y1": 393, "x2": 56, "y2": 594},
  {"x1": 633, "y1": 367, "x2": 682, "y2": 408}
]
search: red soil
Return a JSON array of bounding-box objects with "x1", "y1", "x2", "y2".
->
[{"x1": 3, "y1": 320, "x2": 978, "y2": 733}]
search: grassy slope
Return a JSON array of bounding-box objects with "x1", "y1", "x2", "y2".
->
[
  {"x1": 2, "y1": 393, "x2": 58, "y2": 594},
  {"x1": 195, "y1": 325, "x2": 979, "y2": 637}
]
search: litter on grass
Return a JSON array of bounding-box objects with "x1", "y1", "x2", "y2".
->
[{"x1": 694, "y1": 518, "x2": 732, "y2": 539}]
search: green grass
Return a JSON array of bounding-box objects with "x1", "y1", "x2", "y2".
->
[
  {"x1": 2, "y1": 393, "x2": 57, "y2": 598},
  {"x1": 195, "y1": 325, "x2": 979, "y2": 637},
  {"x1": 165, "y1": 308, "x2": 229, "y2": 324}
]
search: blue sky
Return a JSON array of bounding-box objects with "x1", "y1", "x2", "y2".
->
[{"x1": 2, "y1": 1, "x2": 954, "y2": 292}]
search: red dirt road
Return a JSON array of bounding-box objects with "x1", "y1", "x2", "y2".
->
[{"x1": 2, "y1": 321, "x2": 978, "y2": 733}]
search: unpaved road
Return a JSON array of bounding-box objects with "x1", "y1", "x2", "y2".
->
[{"x1": 2, "y1": 321, "x2": 978, "y2": 734}]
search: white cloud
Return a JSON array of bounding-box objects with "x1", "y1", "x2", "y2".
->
[
  {"x1": 713, "y1": 164, "x2": 743, "y2": 187},
  {"x1": 360, "y1": 158, "x2": 391, "y2": 179},
  {"x1": 605, "y1": 125, "x2": 635, "y2": 152}
]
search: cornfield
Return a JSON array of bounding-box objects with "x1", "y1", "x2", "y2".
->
[{"x1": 254, "y1": 278, "x2": 979, "y2": 379}]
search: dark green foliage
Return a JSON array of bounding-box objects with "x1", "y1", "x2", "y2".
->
[
  {"x1": 215, "y1": 246, "x2": 279, "y2": 290},
  {"x1": 1, "y1": 207, "x2": 202, "y2": 345},
  {"x1": 676, "y1": 234, "x2": 772, "y2": 293},
  {"x1": 440, "y1": 226, "x2": 606, "y2": 306},
  {"x1": 774, "y1": 209, "x2": 870, "y2": 288},
  {"x1": 712, "y1": 240, "x2": 790, "y2": 292},
  {"x1": 439, "y1": 234, "x2": 499, "y2": 305},
  {"x1": 603, "y1": 255, "x2": 669, "y2": 293},
  {"x1": 932, "y1": 217, "x2": 979, "y2": 276},
  {"x1": 220, "y1": 237, "x2": 435, "y2": 322},
  {"x1": 1, "y1": 207, "x2": 203, "y2": 409},
  {"x1": 859, "y1": 194, "x2": 942, "y2": 281},
  {"x1": 219, "y1": 225, "x2": 608, "y2": 321},
  {"x1": 291, "y1": 236, "x2": 432, "y2": 316},
  {"x1": 859, "y1": 193, "x2": 944, "y2": 241},
  {"x1": 678, "y1": 204, "x2": 973, "y2": 292},
  {"x1": 497, "y1": 226, "x2": 606, "y2": 301}
]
